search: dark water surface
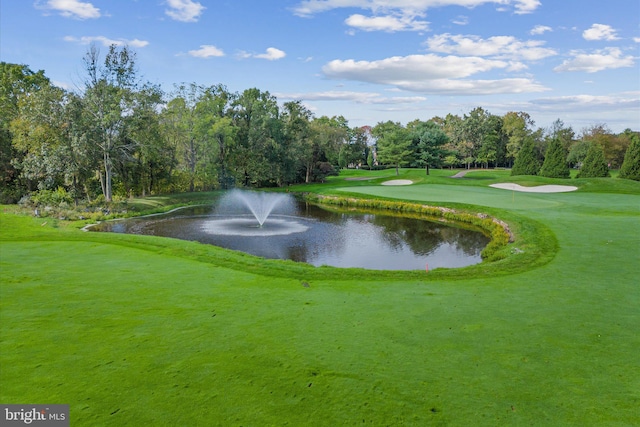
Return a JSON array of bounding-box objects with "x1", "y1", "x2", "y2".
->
[{"x1": 89, "y1": 202, "x2": 490, "y2": 270}]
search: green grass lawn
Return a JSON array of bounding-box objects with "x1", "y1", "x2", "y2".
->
[{"x1": 1, "y1": 169, "x2": 639, "y2": 426}]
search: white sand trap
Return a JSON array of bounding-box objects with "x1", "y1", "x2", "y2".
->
[
  {"x1": 490, "y1": 183, "x2": 578, "y2": 193},
  {"x1": 382, "y1": 179, "x2": 413, "y2": 186}
]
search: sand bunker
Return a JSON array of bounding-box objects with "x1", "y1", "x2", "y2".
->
[
  {"x1": 382, "y1": 179, "x2": 413, "y2": 186},
  {"x1": 490, "y1": 183, "x2": 578, "y2": 193}
]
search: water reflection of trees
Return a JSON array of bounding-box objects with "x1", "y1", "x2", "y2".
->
[
  {"x1": 92, "y1": 201, "x2": 491, "y2": 268},
  {"x1": 294, "y1": 202, "x2": 490, "y2": 259},
  {"x1": 371, "y1": 215, "x2": 489, "y2": 256}
]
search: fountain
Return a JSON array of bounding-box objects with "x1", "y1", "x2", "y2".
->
[
  {"x1": 203, "y1": 189, "x2": 308, "y2": 236},
  {"x1": 88, "y1": 190, "x2": 491, "y2": 270},
  {"x1": 226, "y1": 190, "x2": 290, "y2": 227}
]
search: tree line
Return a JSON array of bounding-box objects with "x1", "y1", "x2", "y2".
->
[{"x1": 1, "y1": 45, "x2": 639, "y2": 205}]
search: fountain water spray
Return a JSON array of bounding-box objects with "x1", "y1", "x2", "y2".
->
[
  {"x1": 203, "y1": 189, "x2": 307, "y2": 236},
  {"x1": 232, "y1": 190, "x2": 290, "y2": 227},
  {"x1": 215, "y1": 189, "x2": 296, "y2": 228}
]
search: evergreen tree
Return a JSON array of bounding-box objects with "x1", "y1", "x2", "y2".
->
[
  {"x1": 619, "y1": 134, "x2": 640, "y2": 181},
  {"x1": 539, "y1": 138, "x2": 570, "y2": 178},
  {"x1": 577, "y1": 142, "x2": 610, "y2": 178},
  {"x1": 511, "y1": 137, "x2": 540, "y2": 176}
]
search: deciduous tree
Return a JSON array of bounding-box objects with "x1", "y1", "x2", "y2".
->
[
  {"x1": 503, "y1": 111, "x2": 535, "y2": 166},
  {"x1": 82, "y1": 44, "x2": 158, "y2": 201},
  {"x1": 407, "y1": 119, "x2": 448, "y2": 174},
  {"x1": 372, "y1": 121, "x2": 413, "y2": 175}
]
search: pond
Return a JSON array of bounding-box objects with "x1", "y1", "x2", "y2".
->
[{"x1": 88, "y1": 196, "x2": 490, "y2": 271}]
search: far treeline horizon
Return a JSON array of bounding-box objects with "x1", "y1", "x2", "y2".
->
[{"x1": 2, "y1": 45, "x2": 639, "y2": 205}]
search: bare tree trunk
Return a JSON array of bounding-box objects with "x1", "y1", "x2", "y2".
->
[
  {"x1": 103, "y1": 151, "x2": 112, "y2": 202},
  {"x1": 305, "y1": 161, "x2": 312, "y2": 183},
  {"x1": 98, "y1": 169, "x2": 105, "y2": 199}
]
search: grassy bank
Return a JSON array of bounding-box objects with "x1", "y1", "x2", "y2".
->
[{"x1": 1, "y1": 169, "x2": 639, "y2": 426}]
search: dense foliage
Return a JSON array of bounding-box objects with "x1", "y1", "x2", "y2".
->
[{"x1": 1, "y1": 45, "x2": 639, "y2": 204}]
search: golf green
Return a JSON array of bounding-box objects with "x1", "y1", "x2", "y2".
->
[{"x1": 1, "y1": 173, "x2": 639, "y2": 426}]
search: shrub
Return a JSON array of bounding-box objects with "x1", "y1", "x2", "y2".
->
[{"x1": 30, "y1": 187, "x2": 73, "y2": 207}]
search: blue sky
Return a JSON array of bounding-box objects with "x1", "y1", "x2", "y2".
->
[{"x1": 1, "y1": 0, "x2": 639, "y2": 132}]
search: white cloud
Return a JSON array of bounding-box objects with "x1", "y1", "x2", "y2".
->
[
  {"x1": 187, "y1": 45, "x2": 225, "y2": 58},
  {"x1": 525, "y1": 93, "x2": 640, "y2": 130},
  {"x1": 634, "y1": 37, "x2": 640, "y2": 43},
  {"x1": 276, "y1": 90, "x2": 427, "y2": 104},
  {"x1": 323, "y1": 54, "x2": 506, "y2": 81},
  {"x1": 554, "y1": 48, "x2": 635, "y2": 73},
  {"x1": 39, "y1": 0, "x2": 101, "y2": 19},
  {"x1": 165, "y1": 0, "x2": 205, "y2": 22},
  {"x1": 292, "y1": 0, "x2": 541, "y2": 18},
  {"x1": 52, "y1": 80, "x2": 73, "y2": 90},
  {"x1": 425, "y1": 33, "x2": 557, "y2": 61},
  {"x1": 530, "y1": 93, "x2": 640, "y2": 110},
  {"x1": 513, "y1": 0, "x2": 540, "y2": 14},
  {"x1": 530, "y1": 25, "x2": 552, "y2": 35},
  {"x1": 64, "y1": 35, "x2": 149, "y2": 48},
  {"x1": 248, "y1": 47, "x2": 287, "y2": 60},
  {"x1": 345, "y1": 13, "x2": 428, "y2": 32},
  {"x1": 478, "y1": 92, "x2": 639, "y2": 132},
  {"x1": 396, "y1": 78, "x2": 547, "y2": 95},
  {"x1": 452, "y1": 15, "x2": 469, "y2": 26},
  {"x1": 322, "y1": 54, "x2": 548, "y2": 95},
  {"x1": 583, "y1": 23, "x2": 619, "y2": 41}
]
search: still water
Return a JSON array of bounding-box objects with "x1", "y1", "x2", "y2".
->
[{"x1": 89, "y1": 202, "x2": 490, "y2": 270}]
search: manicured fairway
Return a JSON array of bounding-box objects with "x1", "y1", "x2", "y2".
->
[{"x1": 1, "y1": 171, "x2": 639, "y2": 426}]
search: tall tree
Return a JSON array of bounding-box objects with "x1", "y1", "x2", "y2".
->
[
  {"x1": 511, "y1": 137, "x2": 540, "y2": 176},
  {"x1": 276, "y1": 100, "x2": 312, "y2": 186},
  {"x1": 460, "y1": 107, "x2": 493, "y2": 168},
  {"x1": 503, "y1": 111, "x2": 535, "y2": 167},
  {"x1": 618, "y1": 132, "x2": 640, "y2": 181},
  {"x1": 580, "y1": 124, "x2": 623, "y2": 168},
  {"x1": 161, "y1": 85, "x2": 202, "y2": 191},
  {"x1": 372, "y1": 121, "x2": 413, "y2": 175},
  {"x1": 577, "y1": 142, "x2": 610, "y2": 178},
  {"x1": 0, "y1": 63, "x2": 52, "y2": 202},
  {"x1": 195, "y1": 84, "x2": 235, "y2": 189},
  {"x1": 567, "y1": 139, "x2": 591, "y2": 168},
  {"x1": 231, "y1": 88, "x2": 279, "y2": 187},
  {"x1": 123, "y1": 84, "x2": 165, "y2": 196},
  {"x1": 546, "y1": 119, "x2": 575, "y2": 153},
  {"x1": 407, "y1": 119, "x2": 448, "y2": 174},
  {"x1": 82, "y1": 44, "x2": 152, "y2": 202},
  {"x1": 341, "y1": 126, "x2": 368, "y2": 168},
  {"x1": 539, "y1": 138, "x2": 570, "y2": 178},
  {"x1": 10, "y1": 84, "x2": 95, "y2": 203},
  {"x1": 307, "y1": 116, "x2": 348, "y2": 182}
]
